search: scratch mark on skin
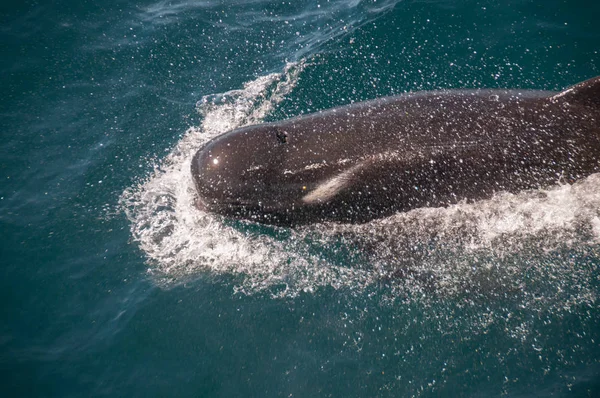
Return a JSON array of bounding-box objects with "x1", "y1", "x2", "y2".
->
[{"x1": 302, "y1": 164, "x2": 363, "y2": 204}]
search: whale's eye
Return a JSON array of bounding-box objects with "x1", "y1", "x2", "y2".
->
[{"x1": 276, "y1": 129, "x2": 288, "y2": 144}]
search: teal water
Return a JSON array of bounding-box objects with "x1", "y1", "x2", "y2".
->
[{"x1": 2, "y1": 0, "x2": 600, "y2": 396}]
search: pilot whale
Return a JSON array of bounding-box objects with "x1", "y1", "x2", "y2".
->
[{"x1": 191, "y1": 76, "x2": 600, "y2": 226}]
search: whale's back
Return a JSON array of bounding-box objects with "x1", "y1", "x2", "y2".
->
[{"x1": 191, "y1": 76, "x2": 600, "y2": 225}]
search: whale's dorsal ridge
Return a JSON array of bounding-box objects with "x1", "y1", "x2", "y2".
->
[{"x1": 549, "y1": 76, "x2": 600, "y2": 108}]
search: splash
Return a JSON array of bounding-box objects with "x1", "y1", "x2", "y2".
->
[
  {"x1": 327, "y1": 176, "x2": 600, "y2": 301},
  {"x1": 122, "y1": 64, "x2": 600, "y2": 304},
  {"x1": 121, "y1": 61, "x2": 375, "y2": 297}
]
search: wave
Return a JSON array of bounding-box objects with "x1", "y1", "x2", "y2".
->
[
  {"x1": 137, "y1": 0, "x2": 402, "y2": 59},
  {"x1": 121, "y1": 63, "x2": 600, "y2": 309}
]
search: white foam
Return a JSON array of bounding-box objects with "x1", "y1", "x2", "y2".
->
[
  {"x1": 122, "y1": 64, "x2": 600, "y2": 305},
  {"x1": 120, "y1": 61, "x2": 379, "y2": 297},
  {"x1": 328, "y1": 174, "x2": 600, "y2": 300}
]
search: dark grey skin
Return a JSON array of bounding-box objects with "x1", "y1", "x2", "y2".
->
[{"x1": 191, "y1": 76, "x2": 600, "y2": 226}]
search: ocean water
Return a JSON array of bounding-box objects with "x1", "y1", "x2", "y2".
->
[{"x1": 2, "y1": 0, "x2": 600, "y2": 396}]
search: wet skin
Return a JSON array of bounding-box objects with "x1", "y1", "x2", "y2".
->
[{"x1": 191, "y1": 77, "x2": 600, "y2": 226}]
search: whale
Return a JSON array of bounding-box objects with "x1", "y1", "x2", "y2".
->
[{"x1": 191, "y1": 76, "x2": 600, "y2": 226}]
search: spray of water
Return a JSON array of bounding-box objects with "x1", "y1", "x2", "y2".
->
[
  {"x1": 121, "y1": 63, "x2": 600, "y2": 304},
  {"x1": 121, "y1": 61, "x2": 373, "y2": 296}
]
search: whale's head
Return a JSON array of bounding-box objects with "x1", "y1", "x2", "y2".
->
[
  {"x1": 191, "y1": 123, "x2": 307, "y2": 223},
  {"x1": 190, "y1": 120, "x2": 370, "y2": 224}
]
